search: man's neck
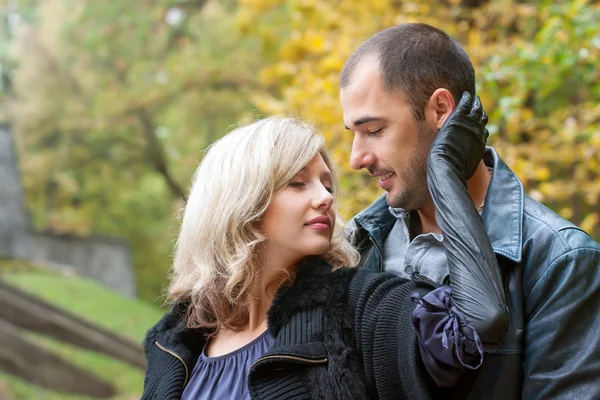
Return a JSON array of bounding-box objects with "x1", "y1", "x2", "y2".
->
[{"x1": 414, "y1": 160, "x2": 491, "y2": 236}]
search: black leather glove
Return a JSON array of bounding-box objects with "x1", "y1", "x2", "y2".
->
[
  {"x1": 426, "y1": 92, "x2": 508, "y2": 345},
  {"x1": 429, "y1": 92, "x2": 489, "y2": 182}
]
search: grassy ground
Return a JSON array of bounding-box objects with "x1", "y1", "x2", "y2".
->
[{"x1": 0, "y1": 259, "x2": 165, "y2": 400}]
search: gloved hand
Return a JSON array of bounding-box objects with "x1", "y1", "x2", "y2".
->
[
  {"x1": 429, "y1": 92, "x2": 489, "y2": 183},
  {"x1": 426, "y1": 92, "x2": 508, "y2": 345}
]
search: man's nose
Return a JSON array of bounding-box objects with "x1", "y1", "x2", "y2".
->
[{"x1": 349, "y1": 136, "x2": 374, "y2": 170}]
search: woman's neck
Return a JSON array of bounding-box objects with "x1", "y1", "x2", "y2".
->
[
  {"x1": 246, "y1": 290, "x2": 273, "y2": 332},
  {"x1": 223, "y1": 252, "x2": 296, "y2": 333},
  {"x1": 206, "y1": 256, "x2": 294, "y2": 357},
  {"x1": 246, "y1": 253, "x2": 296, "y2": 330}
]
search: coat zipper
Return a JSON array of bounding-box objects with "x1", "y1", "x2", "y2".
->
[
  {"x1": 155, "y1": 341, "x2": 189, "y2": 388},
  {"x1": 250, "y1": 354, "x2": 328, "y2": 372},
  {"x1": 369, "y1": 236, "x2": 384, "y2": 273}
]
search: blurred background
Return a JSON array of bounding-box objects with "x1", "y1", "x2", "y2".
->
[{"x1": 0, "y1": 0, "x2": 598, "y2": 398}]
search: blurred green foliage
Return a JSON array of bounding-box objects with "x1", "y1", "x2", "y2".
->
[
  {"x1": 2, "y1": 0, "x2": 261, "y2": 302},
  {"x1": 1, "y1": 0, "x2": 598, "y2": 305},
  {"x1": 241, "y1": 0, "x2": 600, "y2": 234}
]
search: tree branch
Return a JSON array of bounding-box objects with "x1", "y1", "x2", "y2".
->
[{"x1": 134, "y1": 108, "x2": 185, "y2": 199}]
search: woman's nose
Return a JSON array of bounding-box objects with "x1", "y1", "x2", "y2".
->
[{"x1": 313, "y1": 185, "x2": 334, "y2": 210}]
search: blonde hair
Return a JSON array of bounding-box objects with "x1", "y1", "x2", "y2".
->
[{"x1": 169, "y1": 117, "x2": 359, "y2": 330}]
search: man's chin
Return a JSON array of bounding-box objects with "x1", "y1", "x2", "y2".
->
[
  {"x1": 385, "y1": 191, "x2": 404, "y2": 209},
  {"x1": 387, "y1": 188, "x2": 420, "y2": 210}
]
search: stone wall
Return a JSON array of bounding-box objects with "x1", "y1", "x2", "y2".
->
[
  {"x1": 14, "y1": 232, "x2": 136, "y2": 297},
  {"x1": 0, "y1": 123, "x2": 136, "y2": 297}
]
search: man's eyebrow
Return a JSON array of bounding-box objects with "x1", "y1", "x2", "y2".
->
[{"x1": 344, "y1": 116, "x2": 385, "y2": 130}]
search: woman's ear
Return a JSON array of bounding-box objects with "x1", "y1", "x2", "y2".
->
[{"x1": 425, "y1": 89, "x2": 455, "y2": 130}]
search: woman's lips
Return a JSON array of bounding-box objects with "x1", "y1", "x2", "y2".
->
[
  {"x1": 307, "y1": 223, "x2": 330, "y2": 230},
  {"x1": 306, "y1": 216, "x2": 332, "y2": 230}
]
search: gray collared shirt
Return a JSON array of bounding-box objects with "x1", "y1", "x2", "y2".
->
[{"x1": 383, "y1": 207, "x2": 449, "y2": 283}]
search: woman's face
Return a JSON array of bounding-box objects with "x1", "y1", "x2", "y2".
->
[{"x1": 261, "y1": 153, "x2": 336, "y2": 265}]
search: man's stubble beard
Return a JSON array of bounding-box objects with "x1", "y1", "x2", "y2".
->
[{"x1": 386, "y1": 122, "x2": 437, "y2": 211}]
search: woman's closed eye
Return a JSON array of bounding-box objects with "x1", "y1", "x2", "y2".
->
[
  {"x1": 288, "y1": 180, "x2": 333, "y2": 194},
  {"x1": 288, "y1": 181, "x2": 305, "y2": 188}
]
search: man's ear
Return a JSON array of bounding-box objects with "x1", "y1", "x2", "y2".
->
[{"x1": 425, "y1": 89, "x2": 455, "y2": 130}]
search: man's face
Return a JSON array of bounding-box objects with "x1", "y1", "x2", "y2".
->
[{"x1": 340, "y1": 57, "x2": 437, "y2": 211}]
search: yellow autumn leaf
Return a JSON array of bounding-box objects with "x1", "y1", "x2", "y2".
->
[
  {"x1": 580, "y1": 213, "x2": 599, "y2": 234},
  {"x1": 559, "y1": 207, "x2": 574, "y2": 219}
]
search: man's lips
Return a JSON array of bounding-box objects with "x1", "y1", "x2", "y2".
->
[
  {"x1": 375, "y1": 172, "x2": 394, "y2": 189},
  {"x1": 306, "y1": 216, "x2": 332, "y2": 230},
  {"x1": 375, "y1": 172, "x2": 393, "y2": 181}
]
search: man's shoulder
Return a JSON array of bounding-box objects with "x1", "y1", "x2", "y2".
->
[
  {"x1": 522, "y1": 194, "x2": 600, "y2": 255},
  {"x1": 520, "y1": 194, "x2": 600, "y2": 290},
  {"x1": 486, "y1": 147, "x2": 599, "y2": 260}
]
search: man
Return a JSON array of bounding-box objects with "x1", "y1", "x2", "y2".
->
[{"x1": 340, "y1": 23, "x2": 600, "y2": 399}]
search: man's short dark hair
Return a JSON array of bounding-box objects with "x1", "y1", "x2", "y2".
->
[{"x1": 340, "y1": 23, "x2": 475, "y2": 120}]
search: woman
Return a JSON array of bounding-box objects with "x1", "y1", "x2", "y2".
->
[{"x1": 141, "y1": 93, "x2": 508, "y2": 399}]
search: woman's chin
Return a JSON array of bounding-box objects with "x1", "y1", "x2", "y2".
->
[
  {"x1": 308, "y1": 244, "x2": 331, "y2": 257},
  {"x1": 294, "y1": 239, "x2": 332, "y2": 260}
]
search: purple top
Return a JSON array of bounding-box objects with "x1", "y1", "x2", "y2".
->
[{"x1": 181, "y1": 330, "x2": 274, "y2": 400}]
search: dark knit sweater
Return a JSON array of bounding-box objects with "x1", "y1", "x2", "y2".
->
[{"x1": 141, "y1": 258, "x2": 473, "y2": 399}]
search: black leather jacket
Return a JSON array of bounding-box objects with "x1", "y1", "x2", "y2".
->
[{"x1": 351, "y1": 147, "x2": 600, "y2": 400}]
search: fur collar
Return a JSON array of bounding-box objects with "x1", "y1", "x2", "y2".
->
[{"x1": 267, "y1": 257, "x2": 357, "y2": 337}]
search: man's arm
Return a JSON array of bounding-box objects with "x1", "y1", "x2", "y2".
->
[{"x1": 523, "y1": 245, "x2": 600, "y2": 399}]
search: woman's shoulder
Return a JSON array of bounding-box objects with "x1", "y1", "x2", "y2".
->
[
  {"x1": 143, "y1": 302, "x2": 187, "y2": 351},
  {"x1": 142, "y1": 301, "x2": 207, "y2": 359}
]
